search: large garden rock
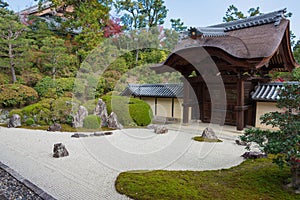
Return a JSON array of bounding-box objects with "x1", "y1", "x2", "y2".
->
[
  {"x1": 154, "y1": 126, "x2": 168, "y2": 134},
  {"x1": 7, "y1": 114, "x2": 21, "y2": 128},
  {"x1": 94, "y1": 99, "x2": 108, "y2": 127},
  {"x1": 201, "y1": 127, "x2": 218, "y2": 140},
  {"x1": 53, "y1": 143, "x2": 69, "y2": 158},
  {"x1": 47, "y1": 123, "x2": 62, "y2": 132},
  {"x1": 107, "y1": 112, "x2": 123, "y2": 129},
  {"x1": 73, "y1": 105, "x2": 88, "y2": 128}
]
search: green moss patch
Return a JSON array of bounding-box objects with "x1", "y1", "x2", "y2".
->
[
  {"x1": 115, "y1": 158, "x2": 299, "y2": 200},
  {"x1": 192, "y1": 136, "x2": 223, "y2": 143}
]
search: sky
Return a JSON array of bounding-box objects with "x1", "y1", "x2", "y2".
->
[{"x1": 6, "y1": 0, "x2": 300, "y2": 39}]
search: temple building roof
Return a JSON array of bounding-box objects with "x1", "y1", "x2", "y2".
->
[
  {"x1": 251, "y1": 82, "x2": 299, "y2": 101},
  {"x1": 152, "y1": 9, "x2": 299, "y2": 74},
  {"x1": 121, "y1": 84, "x2": 183, "y2": 98}
]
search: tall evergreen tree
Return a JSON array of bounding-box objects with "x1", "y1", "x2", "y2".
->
[
  {"x1": 115, "y1": 0, "x2": 168, "y2": 29},
  {"x1": 0, "y1": 8, "x2": 31, "y2": 83}
]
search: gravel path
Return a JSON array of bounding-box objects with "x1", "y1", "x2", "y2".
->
[{"x1": 0, "y1": 167, "x2": 42, "y2": 200}]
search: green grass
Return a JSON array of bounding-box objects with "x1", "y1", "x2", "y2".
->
[
  {"x1": 192, "y1": 136, "x2": 223, "y2": 143},
  {"x1": 115, "y1": 158, "x2": 299, "y2": 200}
]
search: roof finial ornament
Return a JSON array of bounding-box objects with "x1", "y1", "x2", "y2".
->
[{"x1": 274, "y1": 8, "x2": 287, "y2": 26}]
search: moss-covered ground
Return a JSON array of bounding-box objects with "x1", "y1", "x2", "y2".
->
[{"x1": 115, "y1": 158, "x2": 299, "y2": 200}]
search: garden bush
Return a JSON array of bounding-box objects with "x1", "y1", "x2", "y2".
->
[
  {"x1": 21, "y1": 98, "x2": 53, "y2": 125},
  {"x1": 83, "y1": 115, "x2": 101, "y2": 129},
  {"x1": 25, "y1": 118, "x2": 35, "y2": 126},
  {"x1": 0, "y1": 73, "x2": 9, "y2": 85},
  {"x1": 51, "y1": 97, "x2": 79, "y2": 125},
  {"x1": 10, "y1": 97, "x2": 80, "y2": 125},
  {"x1": 34, "y1": 77, "x2": 59, "y2": 98},
  {"x1": 0, "y1": 84, "x2": 38, "y2": 108},
  {"x1": 34, "y1": 77, "x2": 75, "y2": 98},
  {"x1": 102, "y1": 95, "x2": 153, "y2": 126}
]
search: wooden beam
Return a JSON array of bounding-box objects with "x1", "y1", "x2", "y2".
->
[
  {"x1": 236, "y1": 76, "x2": 245, "y2": 130},
  {"x1": 182, "y1": 78, "x2": 190, "y2": 124}
]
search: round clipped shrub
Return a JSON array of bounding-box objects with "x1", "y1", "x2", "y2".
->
[
  {"x1": 25, "y1": 118, "x2": 35, "y2": 126},
  {"x1": 83, "y1": 115, "x2": 101, "y2": 129},
  {"x1": 0, "y1": 84, "x2": 38, "y2": 108},
  {"x1": 102, "y1": 95, "x2": 153, "y2": 126},
  {"x1": 129, "y1": 98, "x2": 153, "y2": 126}
]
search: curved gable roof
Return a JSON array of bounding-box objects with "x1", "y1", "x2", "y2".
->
[{"x1": 152, "y1": 9, "x2": 299, "y2": 73}]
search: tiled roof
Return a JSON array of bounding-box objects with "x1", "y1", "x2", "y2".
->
[
  {"x1": 210, "y1": 8, "x2": 287, "y2": 31},
  {"x1": 183, "y1": 9, "x2": 287, "y2": 40},
  {"x1": 121, "y1": 84, "x2": 183, "y2": 98},
  {"x1": 251, "y1": 82, "x2": 299, "y2": 101},
  {"x1": 17, "y1": 1, "x2": 52, "y2": 15}
]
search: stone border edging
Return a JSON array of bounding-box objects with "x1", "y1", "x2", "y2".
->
[{"x1": 0, "y1": 161, "x2": 56, "y2": 200}]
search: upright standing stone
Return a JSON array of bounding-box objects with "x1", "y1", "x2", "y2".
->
[
  {"x1": 7, "y1": 114, "x2": 21, "y2": 128},
  {"x1": 73, "y1": 105, "x2": 88, "y2": 128},
  {"x1": 107, "y1": 112, "x2": 123, "y2": 129},
  {"x1": 94, "y1": 99, "x2": 108, "y2": 127}
]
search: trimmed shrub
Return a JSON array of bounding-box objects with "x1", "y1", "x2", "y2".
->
[
  {"x1": 51, "y1": 97, "x2": 79, "y2": 125},
  {"x1": 83, "y1": 115, "x2": 101, "y2": 129},
  {"x1": 21, "y1": 98, "x2": 53, "y2": 125},
  {"x1": 129, "y1": 98, "x2": 153, "y2": 126},
  {"x1": 102, "y1": 95, "x2": 153, "y2": 126},
  {"x1": 26, "y1": 118, "x2": 35, "y2": 126},
  {"x1": 34, "y1": 77, "x2": 59, "y2": 98},
  {"x1": 56, "y1": 78, "x2": 75, "y2": 92},
  {"x1": 0, "y1": 84, "x2": 38, "y2": 108}
]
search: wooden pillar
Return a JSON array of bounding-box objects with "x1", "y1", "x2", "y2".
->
[
  {"x1": 182, "y1": 78, "x2": 190, "y2": 124},
  {"x1": 236, "y1": 77, "x2": 245, "y2": 130}
]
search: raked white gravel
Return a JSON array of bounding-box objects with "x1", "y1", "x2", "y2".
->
[{"x1": 0, "y1": 126, "x2": 246, "y2": 200}]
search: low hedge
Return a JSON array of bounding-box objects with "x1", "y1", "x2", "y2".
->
[{"x1": 9, "y1": 97, "x2": 80, "y2": 125}]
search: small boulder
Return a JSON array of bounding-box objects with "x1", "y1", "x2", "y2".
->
[
  {"x1": 201, "y1": 127, "x2": 218, "y2": 140},
  {"x1": 93, "y1": 132, "x2": 105, "y2": 137},
  {"x1": 155, "y1": 126, "x2": 168, "y2": 134},
  {"x1": 242, "y1": 151, "x2": 267, "y2": 159},
  {"x1": 147, "y1": 124, "x2": 158, "y2": 130},
  {"x1": 47, "y1": 123, "x2": 62, "y2": 132},
  {"x1": 71, "y1": 133, "x2": 88, "y2": 138},
  {"x1": 7, "y1": 114, "x2": 21, "y2": 128},
  {"x1": 107, "y1": 112, "x2": 123, "y2": 129},
  {"x1": 53, "y1": 143, "x2": 69, "y2": 158},
  {"x1": 235, "y1": 139, "x2": 248, "y2": 146}
]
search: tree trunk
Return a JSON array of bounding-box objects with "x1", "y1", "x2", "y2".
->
[
  {"x1": 291, "y1": 162, "x2": 300, "y2": 189},
  {"x1": 8, "y1": 43, "x2": 17, "y2": 83}
]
